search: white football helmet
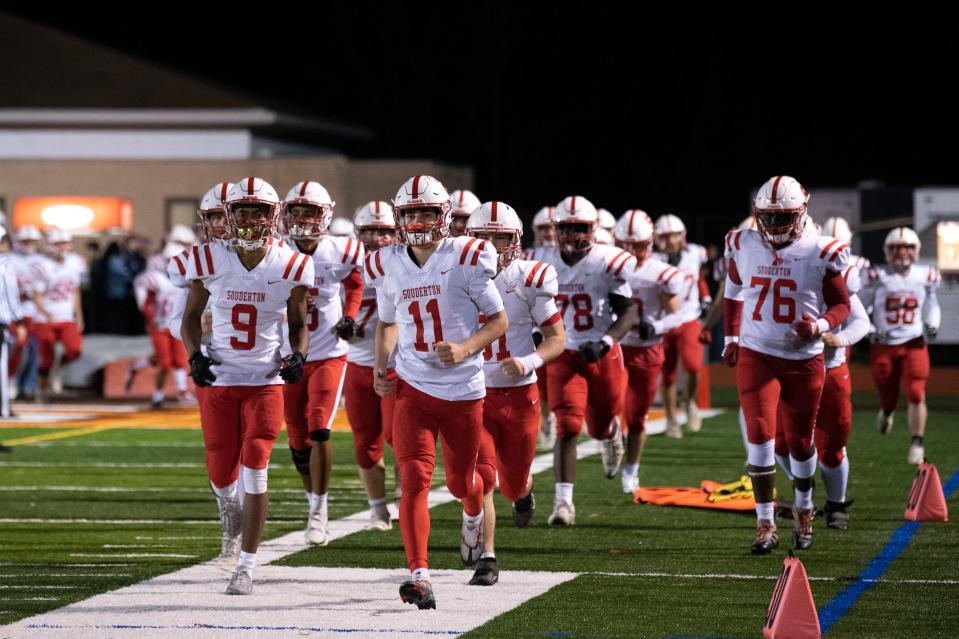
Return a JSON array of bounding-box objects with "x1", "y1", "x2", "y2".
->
[
  {"x1": 449, "y1": 189, "x2": 482, "y2": 217},
  {"x1": 823, "y1": 217, "x2": 852, "y2": 244},
  {"x1": 553, "y1": 195, "x2": 598, "y2": 256},
  {"x1": 466, "y1": 201, "x2": 523, "y2": 271},
  {"x1": 198, "y1": 182, "x2": 234, "y2": 243},
  {"x1": 884, "y1": 226, "x2": 921, "y2": 270},
  {"x1": 392, "y1": 175, "x2": 452, "y2": 246},
  {"x1": 597, "y1": 208, "x2": 617, "y2": 232},
  {"x1": 614, "y1": 209, "x2": 654, "y2": 263},
  {"x1": 653, "y1": 214, "x2": 687, "y2": 252},
  {"x1": 224, "y1": 177, "x2": 282, "y2": 250},
  {"x1": 354, "y1": 201, "x2": 396, "y2": 251},
  {"x1": 15, "y1": 225, "x2": 43, "y2": 252},
  {"x1": 168, "y1": 224, "x2": 197, "y2": 246},
  {"x1": 533, "y1": 206, "x2": 557, "y2": 247},
  {"x1": 594, "y1": 227, "x2": 614, "y2": 245},
  {"x1": 47, "y1": 229, "x2": 73, "y2": 244},
  {"x1": 283, "y1": 181, "x2": 335, "y2": 239},
  {"x1": 753, "y1": 176, "x2": 809, "y2": 245},
  {"x1": 329, "y1": 217, "x2": 355, "y2": 238}
]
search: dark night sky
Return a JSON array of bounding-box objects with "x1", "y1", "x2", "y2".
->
[{"x1": 8, "y1": 6, "x2": 959, "y2": 243}]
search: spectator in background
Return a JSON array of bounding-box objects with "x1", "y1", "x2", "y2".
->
[{"x1": 0, "y1": 228, "x2": 26, "y2": 419}]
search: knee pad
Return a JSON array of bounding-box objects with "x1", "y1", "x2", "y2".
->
[
  {"x1": 241, "y1": 465, "x2": 268, "y2": 494},
  {"x1": 746, "y1": 440, "x2": 774, "y2": 468},
  {"x1": 310, "y1": 428, "x2": 332, "y2": 443},
  {"x1": 290, "y1": 447, "x2": 311, "y2": 476},
  {"x1": 790, "y1": 451, "x2": 818, "y2": 480}
]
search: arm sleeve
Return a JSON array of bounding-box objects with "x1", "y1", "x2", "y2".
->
[
  {"x1": 820, "y1": 269, "x2": 851, "y2": 330},
  {"x1": 837, "y1": 294, "x2": 870, "y2": 347},
  {"x1": 923, "y1": 268, "x2": 941, "y2": 330},
  {"x1": 341, "y1": 268, "x2": 364, "y2": 319},
  {"x1": 698, "y1": 274, "x2": 711, "y2": 302}
]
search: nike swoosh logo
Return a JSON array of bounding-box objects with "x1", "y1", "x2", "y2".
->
[
  {"x1": 267, "y1": 280, "x2": 282, "y2": 285},
  {"x1": 324, "y1": 265, "x2": 337, "y2": 270},
  {"x1": 441, "y1": 268, "x2": 454, "y2": 275}
]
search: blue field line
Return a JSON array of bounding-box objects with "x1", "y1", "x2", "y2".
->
[{"x1": 817, "y1": 466, "x2": 959, "y2": 634}]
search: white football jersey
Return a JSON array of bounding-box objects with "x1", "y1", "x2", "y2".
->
[
  {"x1": 366, "y1": 236, "x2": 504, "y2": 401},
  {"x1": 724, "y1": 228, "x2": 849, "y2": 360},
  {"x1": 861, "y1": 264, "x2": 941, "y2": 345},
  {"x1": 654, "y1": 243, "x2": 708, "y2": 324},
  {"x1": 167, "y1": 239, "x2": 313, "y2": 386},
  {"x1": 35, "y1": 253, "x2": 87, "y2": 323},
  {"x1": 347, "y1": 282, "x2": 394, "y2": 368},
  {"x1": 133, "y1": 268, "x2": 181, "y2": 331},
  {"x1": 621, "y1": 259, "x2": 685, "y2": 348},
  {"x1": 823, "y1": 257, "x2": 864, "y2": 369},
  {"x1": 280, "y1": 235, "x2": 364, "y2": 362},
  {"x1": 533, "y1": 244, "x2": 634, "y2": 350},
  {"x1": 12, "y1": 252, "x2": 47, "y2": 320},
  {"x1": 482, "y1": 259, "x2": 560, "y2": 388}
]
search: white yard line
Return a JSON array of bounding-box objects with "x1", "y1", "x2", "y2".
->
[{"x1": 69, "y1": 554, "x2": 198, "y2": 559}]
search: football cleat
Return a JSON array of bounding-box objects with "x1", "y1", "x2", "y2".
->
[
  {"x1": 793, "y1": 507, "x2": 814, "y2": 550},
  {"x1": 218, "y1": 535, "x2": 241, "y2": 566},
  {"x1": 600, "y1": 423, "x2": 625, "y2": 479},
  {"x1": 665, "y1": 418, "x2": 683, "y2": 439},
  {"x1": 368, "y1": 507, "x2": 392, "y2": 531},
  {"x1": 685, "y1": 401, "x2": 702, "y2": 432},
  {"x1": 548, "y1": 500, "x2": 576, "y2": 526},
  {"x1": 908, "y1": 443, "x2": 925, "y2": 465},
  {"x1": 469, "y1": 557, "x2": 500, "y2": 586},
  {"x1": 460, "y1": 513, "x2": 484, "y2": 566},
  {"x1": 877, "y1": 409, "x2": 894, "y2": 434},
  {"x1": 512, "y1": 492, "x2": 535, "y2": 528},
  {"x1": 621, "y1": 471, "x2": 639, "y2": 495},
  {"x1": 824, "y1": 500, "x2": 851, "y2": 530},
  {"x1": 305, "y1": 509, "x2": 329, "y2": 546},
  {"x1": 751, "y1": 520, "x2": 779, "y2": 555},
  {"x1": 225, "y1": 568, "x2": 254, "y2": 595},
  {"x1": 400, "y1": 579, "x2": 436, "y2": 609}
]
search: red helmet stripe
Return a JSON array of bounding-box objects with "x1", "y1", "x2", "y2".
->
[
  {"x1": 570, "y1": 196, "x2": 577, "y2": 212},
  {"x1": 770, "y1": 176, "x2": 783, "y2": 204},
  {"x1": 299, "y1": 181, "x2": 310, "y2": 197},
  {"x1": 247, "y1": 176, "x2": 255, "y2": 194},
  {"x1": 458, "y1": 190, "x2": 465, "y2": 205},
  {"x1": 628, "y1": 209, "x2": 637, "y2": 235},
  {"x1": 219, "y1": 182, "x2": 229, "y2": 201},
  {"x1": 548, "y1": 207, "x2": 554, "y2": 220},
  {"x1": 412, "y1": 176, "x2": 422, "y2": 199},
  {"x1": 491, "y1": 201, "x2": 498, "y2": 222},
  {"x1": 374, "y1": 201, "x2": 381, "y2": 214}
]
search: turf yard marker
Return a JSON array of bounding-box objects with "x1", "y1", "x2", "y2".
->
[
  {"x1": 904, "y1": 461, "x2": 949, "y2": 522},
  {"x1": 764, "y1": 553, "x2": 820, "y2": 639}
]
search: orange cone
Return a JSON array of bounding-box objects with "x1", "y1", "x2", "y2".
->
[
  {"x1": 904, "y1": 462, "x2": 949, "y2": 522},
  {"x1": 764, "y1": 553, "x2": 820, "y2": 639}
]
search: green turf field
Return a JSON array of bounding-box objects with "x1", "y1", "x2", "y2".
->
[{"x1": 1, "y1": 397, "x2": 956, "y2": 637}]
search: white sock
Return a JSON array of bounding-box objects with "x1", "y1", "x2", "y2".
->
[
  {"x1": 152, "y1": 388, "x2": 164, "y2": 403},
  {"x1": 304, "y1": 491, "x2": 312, "y2": 507},
  {"x1": 211, "y1": 480, "x2": 237, "y2": 501},
  {"x1": 555, "y1": 482, "x2": 574, "y2": 505},
  {"x1": 411, "y1": 567, "x2": 430, "y2": 582},
  {"x1": 172, "y1": 369, "x2": 187, "y2": 392},
  {"x1": 480, "y1": 551, "x2": 495, "y2": 560},
  {"x1": 369, "y1": 496, "x2": 388, "y2": 509},
  {"x1": 756, "y1": 502, "x2": 774, "y2": 522},
  {"x1": 775, "y1": 454, "x2": 794, "y2": 480},
  {"x1": 737, "y1": 408, "x2": 749, "y2": 450},
  {"x1": 623, "y1": 463, "x2": 639, "y2": 477},
  {"x1": 236, "y1": 550, "x2": 256, "y2": 575},
  {"x1": 794, "y1": 487, "x2": 813, "y2": 510},
  {"x1": 463, "y1": 509, "x2": 483, "y2": 527},
  {"x1": 820, "y1": 456, "x2": 849, "y2": 503},
  {"x1": 310, "y1": 493, "x2": 328, "y2": 514}
]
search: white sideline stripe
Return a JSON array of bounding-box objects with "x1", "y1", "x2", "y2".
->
[
  {"x1": 0, "y1": 597, "x2": 60, "y2": 602},
  {"x1": 0, "y1": 586, "x2": 79, "y2": 590},
  {"x1": 30, "y1": 442, "x2": 204, "y2": 448},
  {"x1": 0, "y1": 575, "x2": 133, "y2": 579},
  {"x1": 0, "y1": 519, "x2": 295, "y2": 525},
  {"x1": 588, "y1": 571, "x2": 959, "y2": 586},
  {"x1": 0, "y1": 564, "x2": 135, "y2": 567},
  {"x1": 69, "y1": 554, "x2": 197, "y2": 559},
  {"x1": 135, "y1": 537, "x2": 216, "y2": 541},
  {"x1": 0, "y1": 462, "x2": 207, "y2": 468}
]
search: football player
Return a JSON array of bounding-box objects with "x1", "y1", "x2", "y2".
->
[
  {"x1": 723, "y1": 176, "x2": 850, "y2": 553},
  {"x1": 175, "y1": 177, "x2": 312, "y2": 595},
  {"x1": 368, "y1": 175, "x2": 507, "y2": 609},
  {"x1": 10, "y1": 226, "x2": 46, "y2": 400},
  {"x1": 448, "y1": 189, "x2": 481, "y2": 238}
]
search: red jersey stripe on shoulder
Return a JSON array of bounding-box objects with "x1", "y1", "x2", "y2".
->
[
  {"x1": 172, "y1": 254, "x2": 186, "y2": 276},
  {"x1": 459, "y1": 237, "x2": 479, "y2": 265},
  {"x1": 606, "y1": 251, "x2": 628, "y2": 273},
  {"x1": 525, "y1": 261, "x2": 546, "y2": 287},
  {"x1": 192, "y1": 246, "x2": 204, "y2": 277},
  {"x1": 342, "y1": 238, "x2": 353, "y2": 263},
  {"x1": 734, "y1": 230, "x2": 742, "y2": 251},
  {"x1": 364, "y1": 254, "x2": 377, "y2": 280},
  {"x1": 536, "y1": 263, "x2": 550, "y2": 288},
  {"x1": 828, "y1": 243, "x2": 847, "y2": 263},
  {"x1": 613, "y1": 253, "x2": 632, "y2": 277},
  {"x1": 819, "y1": 239, "x2": 839, "y2": 259},
  {"x1": 282, "y1": 252, "x2": 299, "y2": 279},
  {"x1": 656, "y1": 266, "x2": 674, "y2": 283},
  {"x1": 293, "y1": 253, "x2": 309, "y2": 281},
  {"x1": 351, "y1": 239, "x2": 361, "y2": 265},
  {"x1": 662, "y1": 269, "x2": 679, "y2": 286},
  {"x1": 374, "y1": 249, "x2": 385, "y2": 276},
  {"x1": 203, "y1": 245, "x2": 214, "y2": 275},
  {"x1": 725, "y1": 231, "x2": 733, "y2": 252},
  {"x1": 470, "y1": 241, "x2": 486, "y2": 266}
]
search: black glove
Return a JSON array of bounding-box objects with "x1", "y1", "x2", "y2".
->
[
  {"x1": 334, "y1": 316, "x2": 357, "y2": 340},
  {"x1": 532, "y1": 330, "x2": 544, "y2": 348},
  {"x1": 926, "y1": 325, "x2": 938, "y2": 340},
  {"x1": 189, "y1": 352, "x2": 218, "y2": 387},
  {"x1": 637, "y1": 321, "x2": 656, "y2": 341},
  {"x1": 280, "y1": 351, "x2": 306, "y2": 383},
  {"x1": 578, "y1": 339, "x2": 611, "y2": 363},
  {"x1": 700, "y1": 299, "x2": 712, "y2": 319}
]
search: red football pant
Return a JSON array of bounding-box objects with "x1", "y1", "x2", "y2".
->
[
  {"x1": 476, "y1": 384, "x2": 539, "y2": 502},
  {"x1": 815, "y1": 364, "x2": 853, "y2": 467},
  {"x1": 870, "y1": 338, "x2": 929, "y2": 412},
  {"x1": 150, "y1": 328, "x2": 188, "y2": 371},
  {"x1": 622, "y1": 344, "x2": 664, "y2": 435},
  {"x1": 35, "y1": 321, "x2": 82, "y2": 372},
  {"x1": 547, "y1": 344, "x2": 626, "y2": 440},
  {"x1": 9, "y1": 317, "x2": 33, "y2": 377},
  {"x1": 199, "y1": 385, "x2": 284, "y2": 488},
  {"x1": 662, "y1": 319, "x2": 704, "y2": 387},
  {"x1": 344, "y1": 363, "x2": 396, "y2": 469},
  {"x1": 283, "y1": 356, "x2": 347, "y2": 451},
  {"x1": 737, "y1": 347, "x2": 825, "y2": 455},
  {"x1": 392, "y1": 379, "x2": 485, "y2": 571},
  {"x1": 536, "y1": 364, "x2": 549, "y2": 408}
]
